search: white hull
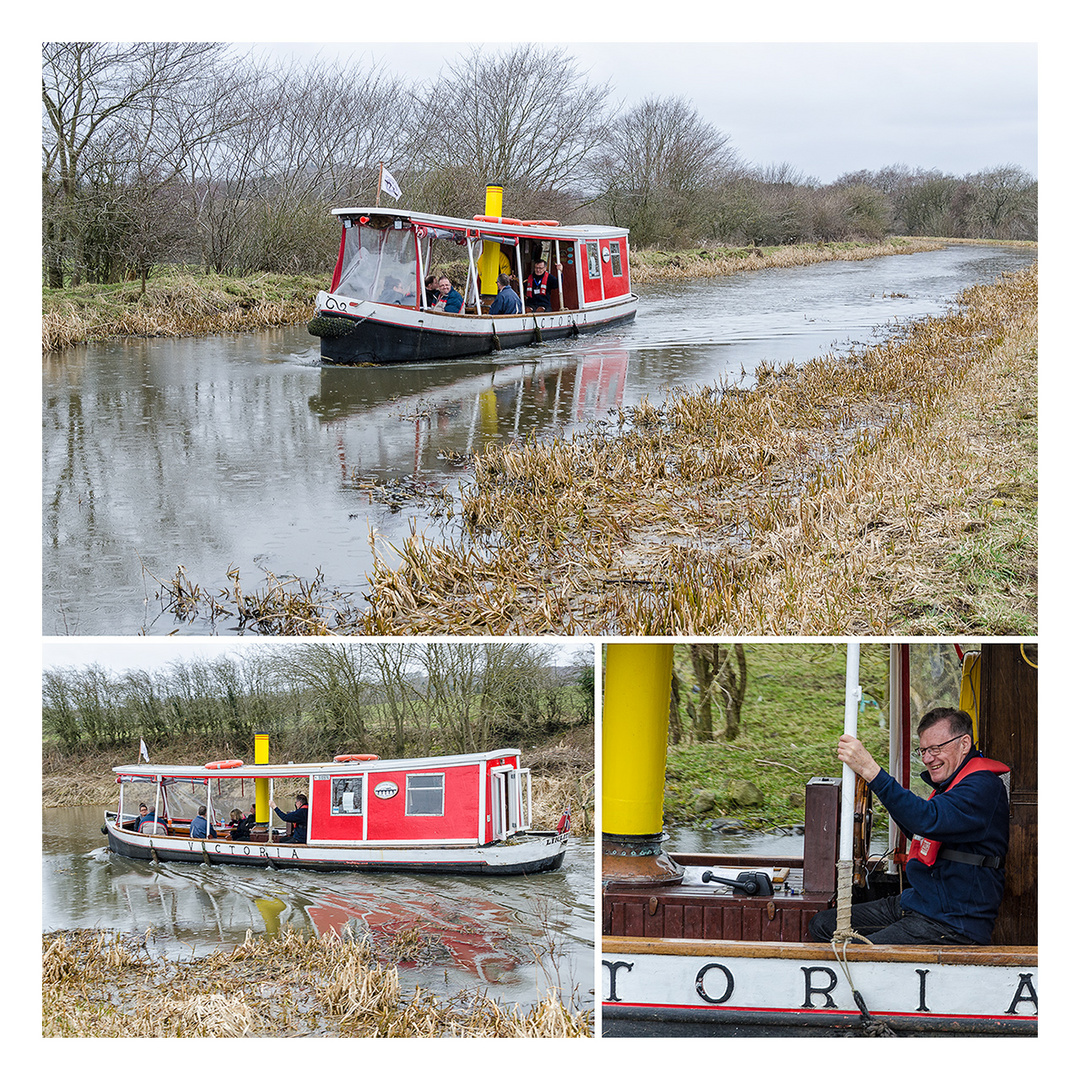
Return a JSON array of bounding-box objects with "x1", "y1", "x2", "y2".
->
[
  {"x1": 602, "y1": 938, "x2": 1037, "y2": 1036},
  {"x1": 106, "y1": 814, "x2": 567, "y2": 875}
]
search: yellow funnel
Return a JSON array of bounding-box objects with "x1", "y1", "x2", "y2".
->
[
  {"x1": 255, "y1": 731, "x2": 269, "y2": 825},
  {"x1": 478, "y1": 184, "x2": 504, "y2": 296},
  {"x1": 602, "y1": 643, "x2": 683, "y2": 886}
]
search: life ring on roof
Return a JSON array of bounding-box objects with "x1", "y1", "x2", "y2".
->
[
  {"x1": 522, "y1": 220, "x2": 560, "y2": 227},
  {"x1": 205, "y1": 759, "x2": 244, "y2": 770},
  {"x1": 334, "y1": 754, "x2": 379, "y2": 762},
  {"x1": 473, "y1": 215, "x2": 523, "y2": 226}
]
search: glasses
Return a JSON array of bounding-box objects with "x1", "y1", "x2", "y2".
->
[{"x1": 913, "y1": 733, "x2": 967, "y2": 760}]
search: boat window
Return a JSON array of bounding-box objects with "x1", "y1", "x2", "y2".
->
[
  {"x1": 405, "y1": 773, "x2": 445, "y2": 816},
  {"x1": 336, "y1": 224, "x2": 418, "y2": 305},
  {"x1": 609, "y1": 243, "x2": 623, "y2": 277},
  {"x1": 331, "y1": 777, "x2": 364, "y2": 815},
  {"x1": 585, "y1": 241, "x2": 601, "y2": 279}
]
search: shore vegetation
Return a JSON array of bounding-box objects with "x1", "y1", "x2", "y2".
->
[{"x1": 43, "y1": 926, "x2": 591, "y2": 1037}]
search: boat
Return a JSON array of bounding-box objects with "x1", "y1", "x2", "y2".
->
[
  {"x1": 309, "y1": 184, "x2": 637, "y2": 364},
  {"x1": 600, "y1": 642, "x2": 1037, "y2": 1037},
  {"x1": 103, "y1": 747, "x2": 568, "y2": 875}
]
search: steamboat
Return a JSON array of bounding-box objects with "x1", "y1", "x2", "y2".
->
[
  {"x1": 310, "y1": 184, "x2": 637, "y2": 364},
  {"x1": 103, "y1": 746, "x2": 567, "y2": 875}
]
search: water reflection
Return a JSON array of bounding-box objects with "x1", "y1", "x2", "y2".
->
[
  {"x1": 43, "y1": 806, "x2": 593, "y2": 1007},
  {"x1": 42, "y1": 245, "x2": 1034, "y2": 634}
]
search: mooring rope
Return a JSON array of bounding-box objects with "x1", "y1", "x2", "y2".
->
[{"x1": 832, "y1": 859, "x2": 894, "y2": 1037}]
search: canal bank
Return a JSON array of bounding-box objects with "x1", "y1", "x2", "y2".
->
[{"x1": 42, "y1": 238, "x2": 953, "y2": 352}]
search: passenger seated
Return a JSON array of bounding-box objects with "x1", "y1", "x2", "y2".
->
[
  {"x1": 190, "y1": 805, "x2": 217, "y2": 839},
  {"x1": 228, "y1": 808, "x2": 251, "y2": 841},
  {"x1": 271, "y1": 794, "x2": 309, "y2": 843},
  {"x1": 524, "y1": 259, "x2": 560, "y2": 312},
  {"x1": 126, "y1": 803, "x2": 149, "y2": 830},
  {"x1": 489, "y1": 273, "x2": 523, "y2": 315},
  {"x1": 434, "y1": 275, "x2": 464, "y2": 314}
]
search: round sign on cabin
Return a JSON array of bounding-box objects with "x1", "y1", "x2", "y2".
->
[
  {"x1": 601, "y1": 246, "x2": 611, "y2": 262},
  {"x1": 374, "y1": 780, "x2": 399, "y2": 800}
]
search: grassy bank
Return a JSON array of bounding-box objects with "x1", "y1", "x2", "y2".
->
[
  {"x1": 629, "y1": 236, "x2": 947, "y2": 282},
  {"x1": 43, "y1": 927, "x2": 590, "y2": 1037},
  {"x1": 663, "y1": 644, "x2": 891, "y2": 829},
  {"x1": 42, "y1": 269, "x2": 324, "y2": 352},
  {"x1": 42, "y1": 733, "x2": 594, "y2": 836},
  {"x1": 175, "y1": 262, "x2": 1033, "y2": 636},
  {"x1": 42, "y1": 239, "x2": 964, "y2": 352}
]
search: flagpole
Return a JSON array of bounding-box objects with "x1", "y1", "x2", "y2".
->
[{"x1": 376, "y1": 162, "x2": 383, "y2": 207}]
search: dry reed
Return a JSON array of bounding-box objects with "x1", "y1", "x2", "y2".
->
[{"x1": 43, "y1": 928, "x2": 591, "y2": 1038}]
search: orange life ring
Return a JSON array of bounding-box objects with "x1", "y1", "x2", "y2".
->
[
  {"x1": 473, "y1": 215, "x2": 523, "y2": 226},
  {"x1": 522, "y1": 220, "x2": 560, "y2": 227},
  {"x1": 205, "y1": 759, "x2": 244, "y2": 769},
  {"x1": 333, "y1": 754, "x2": 379, "y2": 762}
]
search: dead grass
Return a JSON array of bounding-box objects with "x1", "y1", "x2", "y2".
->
[
  {"x1": 629, "y1": 237, "x2": 947, "y2": 282},
  {"x1": 42, "y1": 928, "x2": 592, "y2": 1038}
]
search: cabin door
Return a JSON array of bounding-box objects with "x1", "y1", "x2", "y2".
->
[{"x1": 491, "y1": 768, "x2": 532, "y2": 839}]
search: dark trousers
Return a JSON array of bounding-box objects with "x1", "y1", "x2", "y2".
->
[{"x1": 809, "y1": 894, "x2": 976, "y2": 945}]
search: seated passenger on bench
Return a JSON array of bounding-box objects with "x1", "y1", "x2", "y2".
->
[{"x1": 809, "y1": 707, "x2": 1010, "y2": 945}]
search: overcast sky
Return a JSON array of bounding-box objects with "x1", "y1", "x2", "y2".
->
[{"x1": 241, "y1": 40, "x2": 1037, "y2": 184}]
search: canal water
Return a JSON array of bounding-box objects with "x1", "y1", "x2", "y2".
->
[
  {"x1": 42, "y1": 244, "x2": 1034, "y2": 635},
  {"x1": 43, "y1": 805, "x2": 594, "y2": 1013}
]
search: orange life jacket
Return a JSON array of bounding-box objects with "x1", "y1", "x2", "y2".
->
[{"x1": 907, "y1": 756, "x2": 1010, "y2": 867}]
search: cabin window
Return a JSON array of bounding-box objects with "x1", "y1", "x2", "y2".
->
[
  {"x1": 585, "y1": 241, "x2": 601, "y2": 279},
  {"x1": 609, "y1": 243, "x2": 623, "y2": 277},
  {"x1": 405, "y1": 773, "x2": 445, "y2": 816},
  {"x1": 331, "y1": 778, "x2": 364, "y2": 815}
]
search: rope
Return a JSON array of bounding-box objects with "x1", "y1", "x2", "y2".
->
[{"x1": 832, "y1": 859, "x2": 894, "y2": 1036}]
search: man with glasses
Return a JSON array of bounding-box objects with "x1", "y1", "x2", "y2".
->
[{"x1": 809, "y1": 707, "x2": 1010, "y2": 945}]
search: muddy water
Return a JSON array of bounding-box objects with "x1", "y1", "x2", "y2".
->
[
  {"x1": 43, "y1": 805, "x2": 594, "y2": 1011},
  {"x1": 42, "y1": 244, "x2": 1034, "y2": 635}
]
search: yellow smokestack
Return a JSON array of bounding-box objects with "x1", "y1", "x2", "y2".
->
[
  {"x1": 255, "y1": 730, "x2": 269, "y2": 825},
  {"x1": 478, "y1": 183, "x2": 504, "y2": 296},
  {"x1": 602, "y1": 643, "x2": 683, "y2": 885}
]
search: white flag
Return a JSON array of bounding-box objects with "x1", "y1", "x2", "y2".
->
[
  {"x1": 380, "y1": 168, "x2": 402, "y2": 202},
  {"x1": 139, "y1": 739, "x2": 150, "y2": 762}
]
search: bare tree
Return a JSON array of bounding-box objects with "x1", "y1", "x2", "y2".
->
[
  {"x1": 589, "y1": 95, "x2": 740, "y2": 244},
  {"x1": 42, "y1": 41, "x2": 228, "y2": 285},
  {"x1": 412, "y1": 44, "x2": 610, "y2": 218},
  {"x1": 687, "y1": 644, "x2": 748, "y2": 742}
]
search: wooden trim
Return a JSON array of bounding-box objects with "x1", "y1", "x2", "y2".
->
[{"x1": 602, "y1": 935, "x2": 1037, "y2": 967}]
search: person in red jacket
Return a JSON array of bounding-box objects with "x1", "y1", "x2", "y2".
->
[
  {"x1": 810, "y1": 707, "x2": 1010, "y2": 945},
  {"x1": 524, "y1": 259, "x2": 560, "y2": 312}
]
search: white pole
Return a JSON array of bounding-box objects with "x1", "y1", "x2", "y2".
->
[{"x1": 839, "y1": 642, "x2": 862, "y2": 862}]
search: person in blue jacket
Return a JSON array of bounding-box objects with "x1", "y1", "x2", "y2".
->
[
  {"x1": 190, "y1": 805, "x2": 217, "y2": 839},
  {"x1": 435, "y1": 275, "x2": 464, "y2": 314},
  {"x1": 488, "y1": 274, "x2": 523, "y2": 315},
  {"x1": 809, "y1": 707, "x2": 1010, "y2": 945},
  {"x1": 271, "y1": 794, "x2": 309, "y2": 843}
]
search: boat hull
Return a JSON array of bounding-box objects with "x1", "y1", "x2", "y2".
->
[
  {"x1": 601, "y1": 937, "x2": 1038, "y2": 1037},
  {"x1": 312, "y1": 293, "x2": 638, "y2": 365},
  {"x1": 105, "y1": 817, "x2": 566, "y2": 875}
]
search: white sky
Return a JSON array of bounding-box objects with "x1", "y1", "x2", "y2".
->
[{"x1": 244, "y1": 40, "x2": 1038, "y2": 183}]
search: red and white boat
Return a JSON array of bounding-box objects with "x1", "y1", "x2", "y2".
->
[
  {"x1": 310, "y1": 187, "x2": 637, "y2": 364},
  {"x1": 103, "y1": 748, "x2": 568, "y2": 875}
]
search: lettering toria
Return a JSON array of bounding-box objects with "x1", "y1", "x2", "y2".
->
[
  {"x1": 187, "y1": 841, "x2": 300, "y2": 860},
  {"x1": 602, "y1": 960, "x2": 1038, "y2": 1016}
]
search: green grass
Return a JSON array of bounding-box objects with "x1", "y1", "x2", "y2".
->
[{"x1": 663, "y1": 644, "x2": 891, "y2": 828}]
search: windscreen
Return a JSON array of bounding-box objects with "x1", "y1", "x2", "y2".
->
[{"x1": 336, "y1": 224, "x2": 418, "y2": 306}]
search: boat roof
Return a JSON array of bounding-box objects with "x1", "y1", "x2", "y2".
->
[
  {"x1": 114, "y1": 748, "x2": 522, "y2": 780},
  {"x1": 330, "y1": 206, "x2": 627, "y2": 240}
]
